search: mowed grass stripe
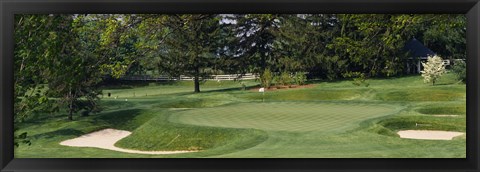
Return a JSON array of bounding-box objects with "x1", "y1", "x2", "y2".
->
[{"x1": 169, "y1": 102, "x2": 399, "y2": 132}]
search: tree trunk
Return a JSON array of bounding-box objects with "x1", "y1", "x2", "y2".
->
[
  {"x1": 68, "y1": 101, "x2": 73, "y2": 120},
  {"x1": 68, "y1": 90, "x2": 74, "y2": 120},
  {"x1": 261, "y1": 55, "x2": 266, "y2": 72},
  {"x1": 68, "y1": 105, "x2": 73, "y2": 121},
  {"x1": 194, "y1": 76, "x2": 200, "y2": 93},
  {"x1": 194, "y1": 67, "x2": 200, "y2": 93}
]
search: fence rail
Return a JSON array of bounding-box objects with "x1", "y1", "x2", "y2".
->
[{"x1": 120, "y1": 73, "x2": 258, "y2": 81}]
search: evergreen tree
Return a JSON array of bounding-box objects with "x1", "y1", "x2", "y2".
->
[{"x1": 133, "y1": 14, "x2": 223, "y2": 92}]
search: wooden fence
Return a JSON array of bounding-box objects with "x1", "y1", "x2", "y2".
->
[{"x1": 120, "y1": 73, "x2": 258, "y2": 81}]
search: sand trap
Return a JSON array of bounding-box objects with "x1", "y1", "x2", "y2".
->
[
  {"x1": 397, "y1": 130, "x2": 464, "y2": 140},
  {"x1": 60, "y1": 128, "x2": 197, "y2": 154}
]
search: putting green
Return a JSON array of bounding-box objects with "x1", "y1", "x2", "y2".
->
[{"x1": 169, "y1": 102, "x2": 400, "y2": 133}]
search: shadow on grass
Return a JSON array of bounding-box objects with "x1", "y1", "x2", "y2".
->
[
  {"x1": 30, "y1": 128, "x2": 85, "y2": 140},
  {"x1": 432, "y1": 83, "x2": 457, "y2": 86},
  {"x1": 170, "y1": 85, "x2": 260, "y2": 96},
  {"x1": 102, "y1": 80, "x2": 203, "y2": 89},
  {"x1": 21, "y1": 113, "x2": 67, "y2": 124},
  {"x1": 92, "y1": 109, "x2": 145, "y2": 131},
  {"x1": 202, "y1": 85, "x2": 259, "y2": 93}
]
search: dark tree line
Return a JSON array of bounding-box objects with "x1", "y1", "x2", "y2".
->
[{"x1": 121, "y1": 14, "x2": 466, "y2": 88}]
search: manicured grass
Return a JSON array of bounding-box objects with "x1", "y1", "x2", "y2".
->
[
  {"x1": 239, "y1": 88, "x2": 369, "y2": 101},
  {"x1": 14, "y1": 73, "x2": 466, "y2": 158},
  {"x1": 169, "y1": 102, "x2": 400, "y2": 132},
  {"x1": 115, "y1": 109, "x2": 267, "y2": 151}
]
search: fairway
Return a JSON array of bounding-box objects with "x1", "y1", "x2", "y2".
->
[{"x1": 169, "y1": 102, "x2": 399, "y2": 132}]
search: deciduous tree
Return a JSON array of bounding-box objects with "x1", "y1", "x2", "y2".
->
[{"x1": 421, "y1": 55, "x2": 446, "y2": 85}]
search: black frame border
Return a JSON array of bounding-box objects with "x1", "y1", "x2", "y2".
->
[{"x1": 1, "y1": 0, "x2": 479, "y2": 172}]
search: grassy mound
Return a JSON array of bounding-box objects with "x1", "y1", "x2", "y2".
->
[
  {"x1": 376, "y1": 115, "x2": 465, "y2": 135},
  {"x1": 416, "y1": 104, "x2": 466, "y2": 115},
  {"x1": 115, "y1": 109, "x2": 267, "y2": 151},
  {"x1": 376, "y1": 87, "x2": 465, "y2": 101}
]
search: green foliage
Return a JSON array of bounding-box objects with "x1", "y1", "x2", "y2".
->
[
  {"x1": 14, "y1": 131, "x2": 31, "y2": 147},
  {"x1": 293, "y1": 72, "x2": 308, "y2": 86},
  {"x1": 13, "y1": 15, "x2": 64, "y2": 145},
  {"x1": 421, "y1": 15, "x2": 466, "y2": 60},
  {"x1": 273, "y1": 75, "x2": 281, "y2": 88},
  {"x1": 343, "y1": 72, "x2": 369, "y2": 87},
  {"x1": 327, "y1": 14, "x2": 415, "y2": 78},
  {"x1": 135, "y1": 14, "x2": 223, "y2": 93},
  {"x1": 13, "y1": 14, "x2": 140, "y2": 121},
  {"x1": 451, "y1": 60, "x2": 466, "y2": 83},
  {"x1": 230, "y1": 14, "x2": 279, "y2": 74},
  {"x1": 278, "y1": 72, "x2": 293, "y2": 87},
  {"x1": 42, "y1": 15, "x2": 106, "y2": 120},
  {"x1": 260, "y1": 68, "x2": 274, "y2": 88}
]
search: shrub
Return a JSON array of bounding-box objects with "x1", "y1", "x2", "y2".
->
[
  {"x1": 273, "y1": 75, "x2": 282, "y2": 89},
  {"x1": 272, "y1": 72, "x2": 293, "y2": 88},
  {"x1": 260, "y1": 68, "x2": 273, "y2": 88},
  {"x1": 293, "y1": 72, "x2": 307, "y2": 85},
  {"x1": 342, "y1": 71, "x2": 369, "y2": 87},
  {"x1": 239, "y1": 81, "x2": 246, "y2": 91},
  {"x1": 451, "y1": 60, "x2": 466, "y2": 83},
  {"x1": 81, "y1": 110, "x2": 90, "y2": 116},
  {"x1": 279, "y1": 72, "x2": 293, "y2": 87}
]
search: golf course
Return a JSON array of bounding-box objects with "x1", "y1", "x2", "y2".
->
[
  {"x1": 14, "y1": 73, "x2": 466, "y2": 158},
  {"x1": 13, "y1": 14, "x2": 467, "y2": 158}
]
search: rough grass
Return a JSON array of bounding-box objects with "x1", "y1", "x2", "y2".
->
[
  {"x1": 375, "y1": 87, "x2": 465, "y2": 101},
  {"x1": 416, "y1": 104, "x2": 466, "y2": 115}
]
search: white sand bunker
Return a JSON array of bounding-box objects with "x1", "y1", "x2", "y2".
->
[
  {"x1": 60, "y1": 128, "x2": 197, "y2": 154},
  {"x1": 397, "y1": 130, "x2": 464, "y2": 140}
]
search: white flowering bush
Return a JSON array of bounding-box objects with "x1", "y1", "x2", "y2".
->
[{"x1": 420, "y1": 55, "x2": 446, "y2": 85}]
